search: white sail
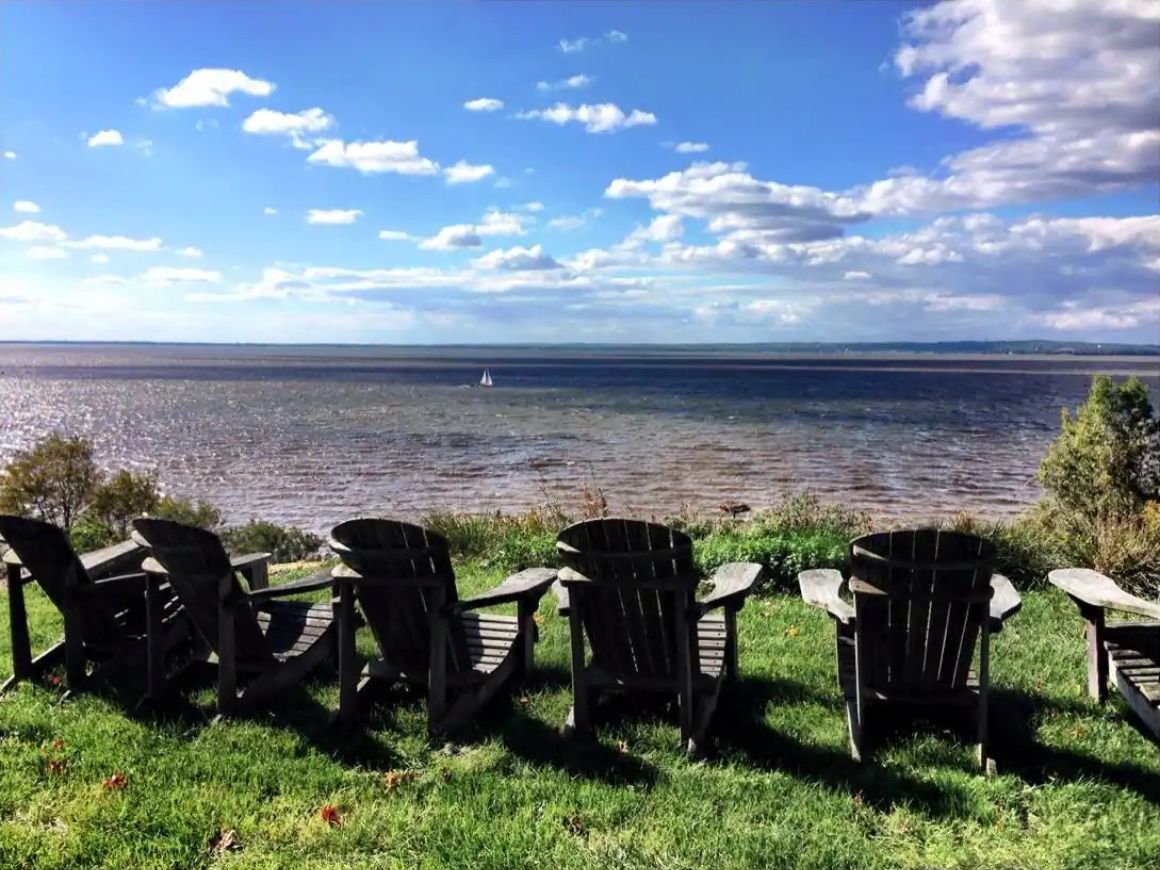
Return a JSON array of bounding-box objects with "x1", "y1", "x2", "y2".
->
[{"x1": 480, "y1": 368, "x2": 493, "y2": 387}]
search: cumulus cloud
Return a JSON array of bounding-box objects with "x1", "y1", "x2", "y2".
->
[
  {"x1": 548, "y1": 208, "x2": 601, "y2": 231},
  {"x1": 464, "y1": 97, "x2": 504, "y2": 112},
  {"x1": 306, "y1": 208, "x2": 363, "y2": 225},
  {"x1": 672, "y1": 142, "x2": 710, "y2": 153},
  {"x1": 0, "y1": 221, "x2": 68, "y2": 242},
  {"x1": 518, "y1": 202, "x2": 545, "y2": 212},
  {"x1": 473, "y1": 244, "x2": 562, "y2": 271},
  {"x1": 263, "y1": 206, "x2": 278, "y2": 215},
  {"x1": 2, "y1": 151, "x2": 15, "y2": 160},
  {"x1": 518, "y1": 102, "x2": 657, "y2": 134},
  {"x1": 443, "y1": 160, "x2": 495, "y2": 184},
  {"x1": 378, "y1": 229, "x2": 414, "y2": 241},
  {"x1": 242, "y1": 107, "x2": 333, "y2": 148},
  {"x1": 153, "y1": 68, "x2": 275, "y2": 108},
  {"x1": 12, "y1": 201, "x2": 40, "y2": 214},
  {"x1": 536, "y1": 74, "x2": 593, "y2": 91},
  {"x1": 176, "y1": 246, "x2": 203, "y2": 258},
  {"x1": 420, "y1": 209, "x2": 529, "y2": 250},
  {"x1": 87, "y1": 129, "x2": 124, "y2": 147},
  {"x1": 90, "y1": 253, "x2": 110, "y2": 264},
  {"x1": 306, "y1": 139, "x2": 439, "y2": 175},
  {"x1": 64, "y1": 234, "x2": 163, "y2": 252}
]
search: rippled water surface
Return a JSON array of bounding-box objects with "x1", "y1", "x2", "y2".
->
[{"x1": 1, "y1": 344, "x2": 1156, "y2": 529}]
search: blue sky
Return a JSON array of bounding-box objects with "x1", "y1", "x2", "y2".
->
[{"x1": 1, "y1": 0, "x2": 1157, "y2": 344}]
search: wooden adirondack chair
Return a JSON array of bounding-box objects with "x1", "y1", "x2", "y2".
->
[
  {"x1": 132, "y1": 518, "x2": 337, "y2": 716},
  {"x1": 799, "y1": 529, "x2": 1022, "y2": 770},
  {"x1": 0, "y1": 514, "x2": 180, "y2": 696},
  {"x1": 553, "y1": 518, "x2": 764, "y2": 755},
  {"x1": 328, "y1": 518, "x2": 557, "y2": 736},
  {"x1": 1049, "y1": 568, "x2": 1160, "y2": 739}
]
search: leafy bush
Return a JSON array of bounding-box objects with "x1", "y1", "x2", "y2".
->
[
  {"x1": 694, "y1": 528, "x2": 849, "y2": 591},
  {"x1": 423, "y1": 509, "x2": 568, "y2": 561},
  {"x1": 152, "y1": 495, "x2": 224, "y2": 530},
  {"x1": 222, "y1": 520, "x2": 323, "y2": 563},
  {"x1": 488, "y1": 531, "x2": 560, "y2": 573},
  {"x1": 87, "y1": 469, "x2": 161, "y2": 537},
  {"x1": 0, "y1": 434, "x2": 102, "y2": 529}
]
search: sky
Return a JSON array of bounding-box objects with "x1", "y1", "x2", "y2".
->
[{"x1": 1, "y1": 0, "x2": 1158, "y2": 345}]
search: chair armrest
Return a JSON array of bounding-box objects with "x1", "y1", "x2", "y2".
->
[
  {"x1": 79, "y1": 539, "x2": 144, "y2": 579},
  {"x1": 245, "y1": 569, "x2": 333, "y2": 603},
  {"x1": 82, "y1": 572, "x2": 148, "y2": 594},
  {"x1": 988, "y1": 573, "x2": 1022, "y2": 631},
  {"x1": 693, "y1": 562, "x2": 764, "y2": 617},
  {"x1": 450, "y1": 568, "x2": 558, "y2": 613},
  {"x1": 141, "y1": 556, "x2": 167, "y2": 576},
  {"x1": 798, "y1": 569, "x2": 855, "y2": 626},
  {"x1": 231, "y1": 552, "x2": 271, "y2": 571},
  {"x1": 552, "y1": 579, "x2": 571, "y2": 616},
  {"x1": 1048, "y1": 568, "x2": 1160, "y2": 620}
]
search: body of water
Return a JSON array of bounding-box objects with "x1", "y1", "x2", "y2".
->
[{"x1": 1, "y1": 344, "x2": 1156, "y2": 530}]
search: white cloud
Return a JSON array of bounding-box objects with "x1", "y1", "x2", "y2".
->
[
  {"x1": 87, "y1": 130, "x2": 124, "y2": 148},
  {"x1": 12, "y1": 200, "x2": 40, "y2": 214},
  {"x1": 843, "y1": 270, "x2": 870, "y2": 280},
  {"x1": 672, "y1": 142, "x2": 710, "y2": 154},
  {"x1": 65, "y1": 234, "x2": 163, "y2": 252},
  {"x1": 25, "y1": 246, "x2": 69, "y2": 260},
  {"x1": 518, "y1": 102, "x2": 657, "y2": 134},
  {"x1": 153, "y1": 68, "x2": 275, "y2": 108},
  {"x1": 176, "y1": 246, "x2": 203, "y2": 258},
  {"x1": 2, "y1": 151, "x2": 15, "y2": 160},
  {"x1": 464, "y1": 97, "x2": 504, "y2": 112},
  {"x1": 306, "y1": 139, "x2": 439, "y2": 175},
  {"x1": 536, "y1": 74, "x2": 593, "y2": 92},
  {"x1": 473, "y1": 244, "x2": 562, "y2": 271},
  {"x1": 607, "y1": 162, "x2": 868, "y2": 242},
  {"x1": 82, "y1": 275, "x2": 128, "y2": 286},
  {"x1": 444, "y1": 160, "x2": 495, "y2": 184},
  {"x1": 90, "y1": 253, "x2": 110, "y2": 264},
  {"x1": 623, "y1": 214, "x2": 684, "y2": 247},
  {"x1": 558, "y1": 30, "x2": 628, "y2": 53},
  {"x1": 142, "y1": 266, "x2": 222, "y2": 285},
  {"x1": 306, "y1": 208, "x2": 363, "y2": 225},
  {"x1": 519, "y1": 202, "x2": 545, "y2": 212},
  {"x1": 242, "y1": 107, "x2": 333, "y2": 149},
  {"x1": 263, "y1": 206, "x2": 278, "y2": 216},
  {"x1": 0, "y1": 221, "x2": 67, "y2": 242},
  {"x1": 378, "y1": 229, "x2": 414, "y2": 241},
  {"x1": 419, "y1": 224, "x2": 482, "y2": 251},
  {"x1": 420, "y1": 209, "x2": 528, "y2": 250},
  {"x1": 548, "y1": 209, "x2": 603, "y2": 232}
]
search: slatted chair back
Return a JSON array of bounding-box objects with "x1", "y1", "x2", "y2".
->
[
  {"x1": 849, "y1": 529, "x2": 995, "y2": 694},
  {"x1": 133, "y1": 518, "x2": 273, "y2": 666},
  {"x1": 329, "y1": 519, "x2": 468, "y2": 676},
  {"x1": 0, "y1": 515, "x2": 129, "y2": 648},
  {"x1": 557, "y1": 518, "x2": 699, "y2": 683}
]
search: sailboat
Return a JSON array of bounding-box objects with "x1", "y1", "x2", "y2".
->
[{"x1": 479, "y1": 368, "x2": 493, "y2": 388}]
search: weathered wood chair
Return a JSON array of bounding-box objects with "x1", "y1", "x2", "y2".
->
[
  {"x1": 1049, "y1": 568, "x2": 1160, "y2": 739},
  {"x1": 132, "y1": 518, "x2": 337, "y2": 716},
  {"x1": 553, "y1": 518, "x2": 764, "y2": 755},
  {"x1": 328, "y1": 518, "x2": 557, "y2": 736},
  {"x1": 798, "y1": 529, "x2": 1022, "y2": 771},
  {"x1": 0, "y1": 515, "x2": 175, "y2": 696}
]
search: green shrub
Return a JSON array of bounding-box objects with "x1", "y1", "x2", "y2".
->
[
  {"x1": 87, "y1": 469, "x2": 161, "y2": 537},
  {"x1": 153, "y1": 495, "x2": 223, "y2": 530},
  {"x1": 695, "y1": 528, "x2": 848, "y2": 591},
  {"x1": 69, "y1": 515, "x2": 118, "y2": 553},
  {"x1": 488, "y1": 531, "x2": 560, "y2": 573},
  {"x1": 222, "y1": 520, "x2": 323, "y2": 563},
  {"x1": 0, "y1": 434, "x2": 102, "y2": 530},
  {"x1": 423, "y1": 509, "x2": 568, "y2": 561}
]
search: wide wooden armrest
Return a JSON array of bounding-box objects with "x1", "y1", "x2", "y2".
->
[
  {"x1": 245, "y1": 569, "x2": 333, "y2": 602},
  {"x1": 230, "y1": 552, "x2": 271, "y2": 571},
  {"x1": 694, "y1": 562, "x2": 764, "y2": 617},
  {"x1": 798, "y1": 569, "x2": 855, "y2": 626},
  {"x1": 79, "y1": 539, "x2": 144, "y2": 578},
  {"x1": 988, "y1": 573, "x2": 1022, "y2": 631},
  {"x1": 451, "y1": 567, "x2": 558, "y2": 613},
  {"x1": 141, "y1": 556, "x2": 166, "y2": 575},
  {"x1": 552, "y1": 580, "x2": 571, "y2": 616},
  {"x1": 82, "y1": 572, "x2": 147, "y2": 594},
  {"x1": 1049, "y1": 568, "x2": 1160, "y2": 620}
]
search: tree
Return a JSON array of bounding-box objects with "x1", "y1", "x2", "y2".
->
[
  {"x1": 88, "y1": 470, "x2": 162, "y2": 537},
  {"x1": 0, "y1": 434, "x2": 102, "y2": 530},
  {"x1": 1038, "y1": 375, "x2": 1159, "y2": 521}
]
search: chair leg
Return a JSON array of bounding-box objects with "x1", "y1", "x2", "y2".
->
[
  {"x1": 336, "y1": 582, "x2": 360, "y2": 729},
  {"x1": 563, "y1": 602, "x2": 592, "y2": 739},
  {"x1": 846, "y1": 698, "x2": 864, "y2": 762},
  {"x1": 6, "y1": 564, "x2": 35, "y2": 687}
]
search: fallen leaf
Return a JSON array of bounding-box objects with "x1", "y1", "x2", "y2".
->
[
  {"x1": 533, "y1": 614, "x2": 544, "y2": 626},
  {"x1": 48, "y1": 675, "x2": 62, "y2": 687},
  {"x1": 47, "y1": 759, "x2": 67, "y2": 775},
  {"x1": 102, "y1": 772, "x2": 128, "y2": 791},
  {"x1": 518, "y1": 694, "x2": 531, "y2": 706},
  {"x1": 852, "y1": 790, "x2": 864, "y2": 808},
  {"x1": 785, "y1": 625, "x2": 800, "y2": 637},
  {"x1": 51, "y1": 738, "x2": 65, "y2": 752},
  {"x1": 565, "y1": 813, "x2": 587, "y2": 837},
  {"x1": 209, "y1": 828, "x2": 240, "y2": 854},
  {"x1": 616, "y1": 740, "x2": 629, "y2": 753},
  {"x1": 320, "y1": 804, "x2": 343, "y2": 827}
]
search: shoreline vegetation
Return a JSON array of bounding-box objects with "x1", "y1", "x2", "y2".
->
[{"x1": 0, "y1": 375, "x2": 1158, "y2": 868}]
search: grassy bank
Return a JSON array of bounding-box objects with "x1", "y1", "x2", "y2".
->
[{"x1": 2, "y1": 555, "x2": 1158, "y2": 869}]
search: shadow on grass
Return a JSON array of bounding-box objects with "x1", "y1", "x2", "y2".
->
[{"x1": 989, "y1": 686, "x2": 1160, "y2": 806}]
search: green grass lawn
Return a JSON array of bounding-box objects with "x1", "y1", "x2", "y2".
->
[{"x1": 1, "y1": 566, "x2": 1158, "y2": 870}]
